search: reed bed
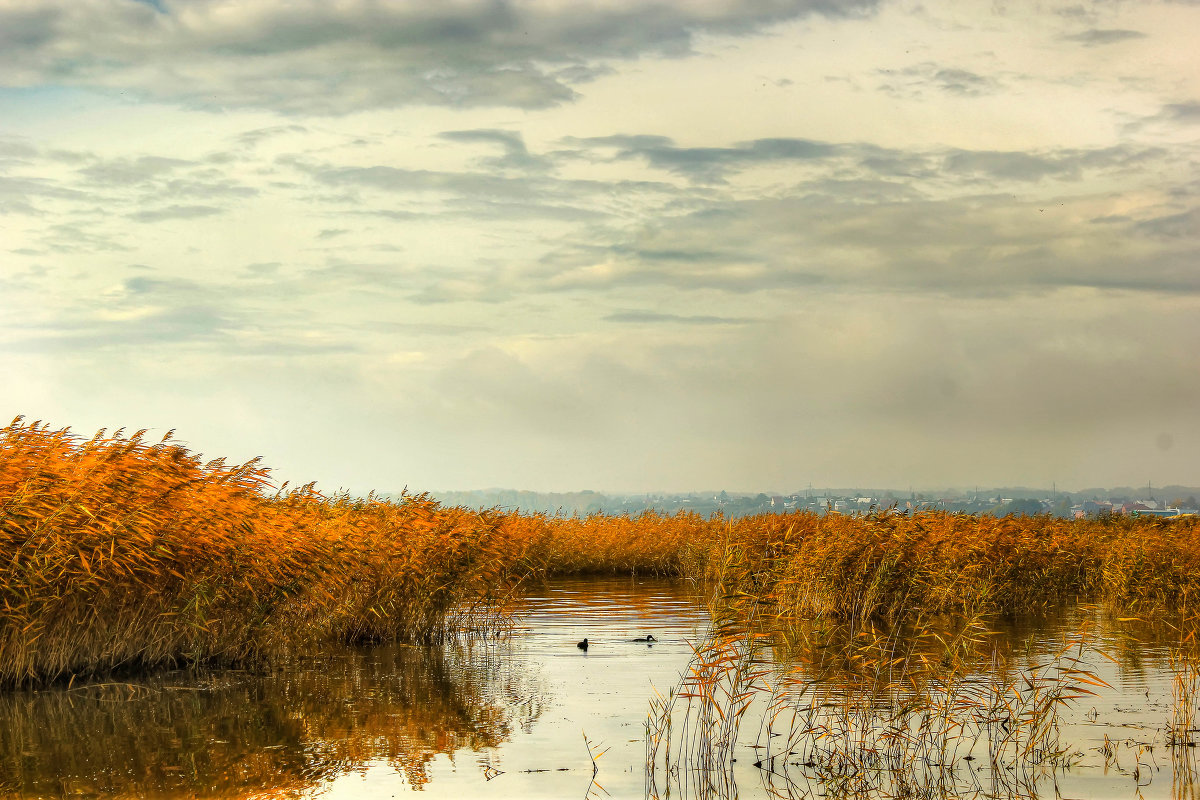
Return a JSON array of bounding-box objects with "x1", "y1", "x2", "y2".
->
[
  {"x1": 701, "y1": 508, "x2": 1200, "y2": 628},
  {"x1": 0, "y1": 418, "x2": 714, "y2": 686},
  {"x1": 5, "y1": 414, "x2": 1200, "y2": 689},
  {"x1": 649, "y1": 508, "x2": 1200, "y2": 798},
  {"x1": 514, "y1": 509, "x2": 714, "y2": 577},
  {"x1": 0, "y1": 419, "x2": 535, "y2": 686},
  {"x1": 647, "y1": 605, "x2": 1128, "y2": 799}
]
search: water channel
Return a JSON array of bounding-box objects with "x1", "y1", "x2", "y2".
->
[{"x1": 0, "y1": 577, "x2": 1194, "y2": 799}]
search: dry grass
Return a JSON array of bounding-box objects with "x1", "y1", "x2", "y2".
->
[
  {"x1": 513, "y1": 509, "x2": 713, "y2": 577},
  {"x1": 0, "y1": 418, "x2": 532, "y2": 686},
  {"x1": 5, "y1": 414, "x2": 1200, "y2": 688},
  {"x1": 647, "y1": 508, "x2": 1200, "y2": 798},
  {"x1": 696, "y1": 508, "x2": 1200, "y2": 628},
  {"x1": 0, "y1": 417, "x2": 717, "y2": 686}
]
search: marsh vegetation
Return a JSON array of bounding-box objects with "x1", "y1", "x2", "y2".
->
[{"x1": 3, "y1": 417, "x2": 1199, "y2": 797}]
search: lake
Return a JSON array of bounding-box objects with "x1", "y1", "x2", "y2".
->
[{"x1": 0, "y1": 577, "x2": 1193, "y2": 799}]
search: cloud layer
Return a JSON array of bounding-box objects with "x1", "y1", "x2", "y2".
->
[
  {"x1": 0, "y1": 0, "x2": 877, "y2": 112},
  {"x1": 1, "y1": 0, "x2": 1198, "y2": 492}
]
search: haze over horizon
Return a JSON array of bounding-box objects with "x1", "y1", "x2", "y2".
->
[{"x1": 2, "y1": 0, "x2": 1197, "y2": 495}]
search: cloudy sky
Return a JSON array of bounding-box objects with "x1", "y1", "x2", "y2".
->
[{"x1": 1, "y1": 0, "x2": 1197, "y2": 494}]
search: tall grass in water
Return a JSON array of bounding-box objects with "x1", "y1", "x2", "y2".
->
[
  {"x1": 647, "y1": 607, "x2": 1115, "y2": 799},
  {"x1": 7, "y1": 413, "x2": 1200, "y2": 688},
  {"x1": 514, "y1": 509, "x2": 713, "y2": 577},
  {"x1": 649, "y1": 512, "x2": 1200, "y2": 798},
  {"x1": 699, "y1": 508, "x2": 1200, "y2": 626},
  {"x1": 0, "y1": 419, "x2": 527, "y2": 686}
]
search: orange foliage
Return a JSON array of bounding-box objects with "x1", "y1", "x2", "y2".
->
[
  {"x1": 4, "y1": 415, "x2": 1198, "y2": 686},
  {"x1": 704, "y1": 509, "x2": 1200, "y2": 627},
  {"x1": 0, "y1": 418, "x2": 528, "y2": 685}
]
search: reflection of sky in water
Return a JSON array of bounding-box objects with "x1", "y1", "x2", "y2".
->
[
  {"x1": 1, "y1": 581, "x2": 1195, "y2": 799},
  {"x1": 324, "y1": 576, "x2": 712, "y2": 798}
]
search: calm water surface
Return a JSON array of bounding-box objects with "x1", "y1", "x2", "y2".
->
[
  {"x1": 0, "y1": 577, "x2": 708, "y2": 799},
  {"x1": 0, "y1": 579, "x2": 1193, "y2": 799}
]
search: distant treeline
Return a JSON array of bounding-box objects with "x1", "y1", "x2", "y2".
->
[{"x1": 425, "y1": 487, "x2": 1200, "y2": 518}]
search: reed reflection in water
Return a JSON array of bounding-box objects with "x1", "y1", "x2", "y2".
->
[
  {"x1": 649, "y1": 604, "x2": 1200, "y2": 800},
  {"x1": 19, "y1": 576, "x2": 1198, "y2": 799},
  {"x1": 0, "y1": 577, "x2": 710, "y2": 799},
  {"x1": 0, "y1": 639, "x2": 546, "y2": 798}
]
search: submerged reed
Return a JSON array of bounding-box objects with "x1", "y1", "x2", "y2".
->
[{"x1": 647, "y1": 605, "x2": 1119, "y2": 800}]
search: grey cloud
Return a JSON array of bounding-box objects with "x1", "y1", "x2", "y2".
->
[
  {"x1": 284, "y1": 133, "x2": 1182, "y2": 301},
  {"x1": 0, "y1": 5, "x2": 59, "y2": 52},
  {"x1": 798, "y1": 178, "x2": 926, "y2": 203},
  {"x1": 317, "y1": 228, "x2": 350, "y2": 239},
  {"x1": 3, "y1": 268, "x2": 368, "y2": 357},
  {"x1": 295, "y1": 158, "x2": 676, "y2": 220},
  {"x1": 1135, "y1": 208, "x2": 1200, "y2": 238},
  {"x1": 1061, "y1": 29, "x2": 1147, "y2": 46},
  {"x1": 236, "y1": 124, "x2": 310, "y2": 147},
  {"x1": 0, "y1": 0, "x2": 881, "y2": 113},
  {"x1": 3, "y1": 147, "x2": 256, "y2": 227},
  {"x1": 561, "y1": 135, "x2": 1160, "y2": 186},
  {"x1": 0, "y1": 137, "x2": 39, "y2": 160},
  {"x1": 306, "y1": 164, "x2": 540, "y2": 199},
  {"x1": 2, "y1": 197, "x2": 38, "y2": 215},
  {"x1": 363, "y1": 321, "x2": 487, "y2": 337},
  {"x1": 943, "y1": 151, "x2": 1074, "y2": 181},
  {"x1": 42, "y1": 222, "x2": 130, "y2": 253},
  {"x1": 1129, "y1": 102, "x2": 1200, "y2": 133},
  {"x1": 491, "y1": 189, "x2": 1200, "y2": 299},
  {"x1": 551, "y1": 63, "x2": 616, "y2": 85},
  {"x1": 12, "y1": 303, "x2": 231, "y2": 351},
  {"x1": 438, "y1": 198, "x2": 610, "y2": 222},
  {"x1": 1162, "y1": 103, "x2": 1200, "y2": 124},
  {"x1": 359, "y1": 209, "x2": 423, "y2": 221},
  {"x1": 245, "y1": 262, "x2": 281, "y2": 275},
  {"x1": 15, "y1": 304, "x2": 362, "y2": 357},
  {"x1": 876, "y1": 63, "x2": 1000, "y2": 98},
  {"x1": 929, "y1": 68, "x2": 996, "y2": 95},
  {"x1": 940, "y1": 145, "x2": 1162, "y2": 182},
  {"x1": 0, "y1": 175, "x2": 90, "y2": 212},
  {"x1": 355, "y1": 199, "x2": 605, "y2": 224},
  {"x1": 79, "y1": 156, "x2": 192, "y2": 186},
  {"x1": 858, "y1": 151, "x2": 938, "y2": 179},
  {"x1": 121, "y1": 275, "x2": 180, "y2": 294},
  {"x1": 129, "y1": 204, "x2": 224, "y2": 222},
  {"x1": 565, "y1": 134, "x2": 839, "y2": 180},
  {"x1": 161, "y1": 177, "x2": 259, "y2": 200},
  {"x1": 439, "y1": 129, "x2": 552, "y2": 172},
  {"x1": 604, "y1": 311, "x2": 757, "y2": 325},
  {"x1": 1055, "y1": 5, "x2": 1095, "y2": 19}
]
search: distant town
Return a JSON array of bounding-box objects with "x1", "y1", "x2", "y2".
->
[{"x1": 427, "y1": 486, "x2": 1200, "y2": 520}]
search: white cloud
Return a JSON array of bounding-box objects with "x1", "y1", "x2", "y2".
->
[{"x1": 2, "y1": 0, "x2": 1198, "y2": 492}]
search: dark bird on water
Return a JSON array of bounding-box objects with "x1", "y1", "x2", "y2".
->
[
  {"x1": 632, "y1": 634, "x2": 656, "y2": 643},
  {"x1": 577, "y1": 638, "x2": 589, "y2": 650}
]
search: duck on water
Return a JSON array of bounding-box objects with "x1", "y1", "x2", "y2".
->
[{"x1": 576, "y1": 635, "x2": 655, "y2": 650}]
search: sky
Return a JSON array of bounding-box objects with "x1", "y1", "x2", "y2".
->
[{"x1": 1, "y1": 0, "x2": 1197, "y2": 495}]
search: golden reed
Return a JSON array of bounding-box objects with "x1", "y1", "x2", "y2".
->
[{"x1": 3, "y1": 416, "x2": 1198, "y2": 686}]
